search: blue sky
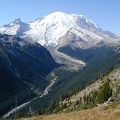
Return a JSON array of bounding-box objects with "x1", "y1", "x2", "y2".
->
[{"x1": 0, "y1": 0, "x2": 120, "y2": 35}]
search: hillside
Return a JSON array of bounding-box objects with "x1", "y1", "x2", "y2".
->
[
  {"x1": 20, "y1": 101, "x2": 120, "y2": 120},
  {"x1": 47, "y1": 65, "x2": 120, "y2": 113},
  {"x1": 14, "y1": 58, "x2": 120, "y2": 118},
  {"x1": 15, "y1": 65, "x2": 120, "y2": 120},
  {"x1": 0, "y1": 34, "x2": 59, "y2": 116}
]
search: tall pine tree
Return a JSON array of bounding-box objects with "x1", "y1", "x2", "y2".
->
[{"x1": 96, "y1": 80, "x2": 112, "y2": 104}]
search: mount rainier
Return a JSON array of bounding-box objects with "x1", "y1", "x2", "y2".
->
[{"x1": 0, "y1": 12, "x2": 120, "y2": 68}]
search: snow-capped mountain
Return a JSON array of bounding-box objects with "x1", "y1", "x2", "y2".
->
[
  {"x1": 0, "y1": 18, "x2": 29, "y2": 36},
  {"x1": 0, "y1": 12, "x2": 119, "y2": 69},
  {"x1": 0, "y1": 12, "x2": 118, "y2": 47}
]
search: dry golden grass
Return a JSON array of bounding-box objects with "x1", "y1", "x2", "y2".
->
[{"x1": 20, "y1": 101, "x2": 120, "y2": 120}]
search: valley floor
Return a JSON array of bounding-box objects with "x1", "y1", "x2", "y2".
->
[{"x1": 20, "y1": 101, "x2": 120, "y2": 120}]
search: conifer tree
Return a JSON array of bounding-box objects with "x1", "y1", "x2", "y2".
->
[{"x1": 96, "y1": 80, "x2": 112, "y2": 104}]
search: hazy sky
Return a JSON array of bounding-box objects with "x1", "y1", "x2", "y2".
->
[{"x1": 0, "y1": 0, "x2": 120, "y2": 35}]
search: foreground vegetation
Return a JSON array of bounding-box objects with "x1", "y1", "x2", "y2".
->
[{"x1": 20, "y1": 100, "x2": 120, "y2": 120}]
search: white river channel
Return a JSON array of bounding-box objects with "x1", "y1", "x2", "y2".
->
[{"x1": 3, "y1": 73, "x2": 58, "y2": 118}]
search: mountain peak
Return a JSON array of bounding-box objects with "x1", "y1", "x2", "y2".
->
[
  {"x1": 0, "y1": 12, "x2": 118, "y2": 47},
  {"x1": 3, "y1": 18, "x2": 23, "y2": 27},
  {"x1": 43, "y1": 12, "x2": 100, "y2": 29},
  {"x1": 13, "y1": 18, "x2": 22, "y2": 23},
  {"x1": 47, "y1": 11, "x2": 67, "y2": 16},
  {"x1": 44, "y1": 11, "x2": 69, "y2": 21},
  {"x1": 0, "y1": 18, "x2": 28, "y2": 35}
]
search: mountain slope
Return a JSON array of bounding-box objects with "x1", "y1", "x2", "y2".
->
[
  {"x1": 15, "y1": 49, "x2": 120, "y2": 117},
  {"x1": 0, "y1": 60, "x2": 35, "y2": 116},
  {"x1": 0, "y1": 34, "x2": 58, "y2": 116},
  {"x1": 20, "y1": 101, "x2": 120, "y2": 120},
  {"x1": 57, "y1": 66, "x2": 120, "y2": 112},
  {"x1": 19, "y1": 67, "x2": 120, "y2": 120}
]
